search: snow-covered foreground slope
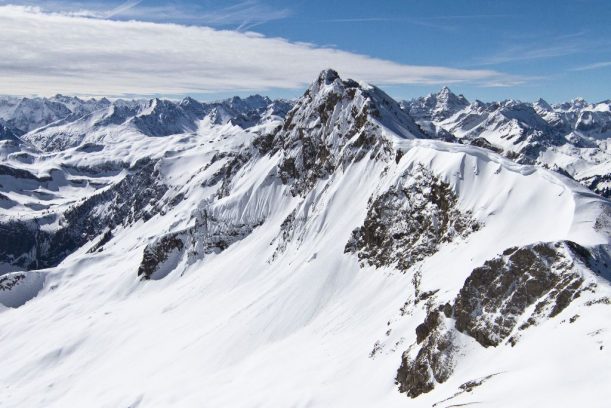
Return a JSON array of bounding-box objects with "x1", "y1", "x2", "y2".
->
[{"x1": 1, "y1": 71, "x2": 610, "y2": 407}]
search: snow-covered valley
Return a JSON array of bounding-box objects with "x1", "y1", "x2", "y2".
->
[{"x1": 1, "y1": 70, "x2": 610, "y2": 407}]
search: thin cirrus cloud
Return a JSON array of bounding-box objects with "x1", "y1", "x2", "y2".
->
[
  {"x1": 98, "y1": 0, "x2": 294, "y2": 31},
  {"x1": 474, "y1": 32, "x2": 611, "y2": 66},
  {"x1": 320, "y1": 14, "x2": 513, "y2": 32},
  {"x1": 571, "y1": 61, "x2": 611, "y2": 71},
  {"x1": 0, "y1": 5, "x2": 522, "y2": 97},
  {"x1": 104, "y1": 0, "x2": 143, "y2": 18}
]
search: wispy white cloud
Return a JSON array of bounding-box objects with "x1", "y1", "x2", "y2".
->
[
  {"x1": 474, "y1": 32, "x2": 610, "y2": 66},
  {"x1": 104, "y1": 0, "x2": 143, "y2": 18},
  {"x1": 0, "y1": 5, "x2": 522, "y2": 97},
  {"x1": 320, "y1": 14, "x2": 513, "y2": 32},
  {"x1": 477, "y1": 43, "x2": 585, "y2": 65},
  {"x1": 0, "y1": 0, "x2": 292, "y2": 30},
  {"x1": 107, "y1": 0, "x2": 293, "y2": 31},
  {"x1": 571, "y1": 61, "x2": 611, "y2": 71},
  {"x1": 429, "y1": 14, "x2": 514, "y2": 20}
]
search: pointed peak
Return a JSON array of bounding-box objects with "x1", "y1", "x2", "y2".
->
[
  {"x1": 434, "y1": 86, "x2": 468, "y2": 104},
  {"x1": 534, "y1": 98, "x2": 552, "y2": 111},
  {"x1": 571, "y1": 97, "x2": 588, "y2": 108},
  {"x1": 317, "y1": 69, "x2": 341, "y2": 86},
  {"x1": 181, "y1": 96, "x2": 198, "y2": 104},
  {"x1": 439, "y1": 86, "x2": 453, "y2": 95}
]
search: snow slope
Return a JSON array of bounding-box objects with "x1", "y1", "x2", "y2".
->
[{"x1": 0, "y1": 70, "x2": 610, "y2": 407}]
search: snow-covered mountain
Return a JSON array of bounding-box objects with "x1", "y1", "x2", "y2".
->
[
  {"x1": 1, "y1": 94, "x2": 293, "y2": 152},
  {"x1": 402, "y1": 88, "x2": 611, "y2": 198},
  {"x1": 1, "y1": 70, "x2": 610, "y2": 407}
]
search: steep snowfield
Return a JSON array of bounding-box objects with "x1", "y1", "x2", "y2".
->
[{"x1": 0, "y1": 71, "x2": 610, "y2": 407}]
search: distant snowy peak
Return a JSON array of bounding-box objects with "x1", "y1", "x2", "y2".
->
[
  {"x1": 202, "y1": 94, "x2": 280, "y2": 128},
  {"x1": 435, "y1": 86, "x2": 470, "y2": 114},
  {"x1": 17, "y1": 94, "x2": 293, "y2": 151},
  {"x1": 404, "y1": 91, "x2": 610, "y2": 197},
  {"x1": 132, "y1": 98, "x2": 200, "y2": 136},
  {"x1": 403, "y1": 86, "x2": 469, "y2": 122},
  {"x1": 555, "y1": 97, "x2": 590, "y2": 112},
  {"x1": 0, "y1": 95, "x2": 111, "y2": 134},
  {"x1": 533, "y1": 98, "x2": 553, "y2": 113},
  {"x1": 226, "y1": 94, "x2": 271, "y2": 113}
]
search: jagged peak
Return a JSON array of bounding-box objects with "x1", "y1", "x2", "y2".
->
[
  {"x1": 317, "y1": 68, "x2": 341, "y2": 85},
  {"x1": 533, "y1": 98, "x2": 553, "y2": 112},
  {"x1": 280, "y1": 70, "x2": 425, "y2": 151},
  {"x1": 535, "y1": 97, "x2": 551, "y2": 107},
  {"x1": 180, "y1": 96, "x2": 200, "y2": 105},
  {"x1": 438, "y1": 86, "x2": 453, "y2": 96},
  {"x1": 570, "y1": 97, "x2": 589, "y2": 110},
  {"x1": 224, "y1": 94, "x2": 271, "y2": 112}
]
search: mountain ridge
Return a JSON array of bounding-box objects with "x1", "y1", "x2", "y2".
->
[{"x1": 0, "y1": 70, "x2": 610, "y2": 407}]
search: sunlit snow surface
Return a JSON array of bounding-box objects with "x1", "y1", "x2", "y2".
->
[{"x1": 1, "y1": 89, "x2": 610, "y2": 407}]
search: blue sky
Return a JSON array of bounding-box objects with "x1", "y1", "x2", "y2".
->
[{"x1": 0, "y1": 0, "x2": 609, "y2": 102}]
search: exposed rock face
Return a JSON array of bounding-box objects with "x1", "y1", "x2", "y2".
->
[
  {"x1": 275, "y1": 69, "x2": 424, "y2": 196},
  {"x1": 396, "y1": 308, "x2": 457, "y2": 397},
  {"x1": 202, "y1": 152, "x2": 252, "y2": 198},
  {"x1": 269, "y1": 209, "x2": 299, "y2": 261},
  {"x1": 579, "y1": 173, "x2": 611, "y2": 199},
  {"x1": 137, "y1": 206, "x2": 263, "y2": 280},
  {"x1": 453, "y1": 241, "x2": 588, "y2": 347},
  {"x1": 0, "y1": 271, "x2": 47, "y2": 308},
  {"x1": 345, "y1": 165, "x2": 479, "y2": 271},
  {"x1": 395, "y1": 241, "x2": 595, "y2": 398},
  {"x1": 189, "y1": 208, "x2": 263, "y2": 258},
  {"x1": 0, "y1": 273, "x2": 25, "y2": 291},
  {"x1": 468, "y1": 137, "x2": 503, "y2": 153},
  {"x1": 0, "y1": 122, "x2": 20, "y2": 142},
  {"x1": 138, "y1": 233, "x2": 186, "y2": 280},
  {"x1": 0, "y1": 158, "x2": 169, "y2": 271}
]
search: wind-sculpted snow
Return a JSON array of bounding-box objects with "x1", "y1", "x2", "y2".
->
[{"x1": 0, "y1": 71, "x2": 610, "y2": 407}]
